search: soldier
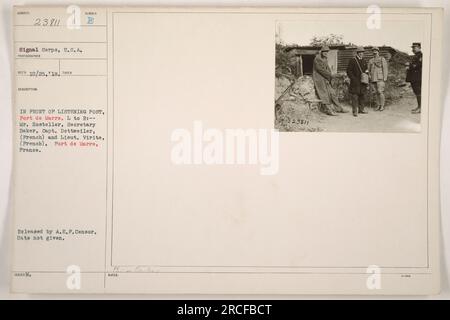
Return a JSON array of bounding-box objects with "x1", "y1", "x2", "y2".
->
[
  {"x1": 346, "y1": 46, "x2": 369, "y2": 117},
  {"x1": 312, "y1": 46, "x2": 347, "y2": 116},
  {"x1": 406, "y1": 42, "x2": 422, "y2": 114},
  {"x1": 368, "y1": 47, "x2": 388, "y2": 111}
]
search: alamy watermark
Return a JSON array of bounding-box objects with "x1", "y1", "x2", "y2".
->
[
  {"x1": 366, "y1": 5, "x2": 382, "y2": 30},
  {"x1": 366, "y1": 265, "x2": 382, "y2": 290},
  {"x1": 170, "y1": 121, "x2": 279, "y2": 175},
  {"x1": 66, "y1": 264, "x2": 81, "y2": 290}
]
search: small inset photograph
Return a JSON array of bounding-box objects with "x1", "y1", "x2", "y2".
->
[{"x1": 275, "y1": 19, "x2": 424, "y2": 132}]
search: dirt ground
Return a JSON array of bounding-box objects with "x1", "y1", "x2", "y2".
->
[
  {"x1": 317, "y1": 95, "x2": 421, "y2": 132},
  {"x1": 276, "y1": 94, "x2": 421, "y2": 133}
]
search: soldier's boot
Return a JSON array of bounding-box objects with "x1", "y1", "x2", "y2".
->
[
  {"x1": 412, "y1": 95, "x2": 421, "y2": 113},
  {"x1": 322, "y1": 104, "x2": 337, "y2": 116},
  {"x1": 334, "y1": 104, "x2": 348, "y2": 114},
  {"x1": 378, "y1": 94, "x2": 385, "y2": 111},
  {"x1": 357, "y1": 93, "x2": 368, "y2": 114},
  {"x1": 337, "y1": 106, "x2": 349, "y2": 114},
  {"x1": 351, "y1": 95, "x2": 358, "y2": 116}
]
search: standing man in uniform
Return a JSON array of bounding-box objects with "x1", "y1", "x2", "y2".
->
[
  {"x1": 346, "y1": 47, "x2": 369, "y2": 117},
  {"x1": 406, "y1": 42, "x2": 423, "y2": 114},
  {"x1": 313, "y1": 46, "x2": 347, "y2": 116},
  {"x1": 368, "y1": 47, "x2": 388, "y2": 111}
]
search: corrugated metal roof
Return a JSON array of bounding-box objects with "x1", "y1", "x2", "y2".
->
[
  {"x1": 337, "y1": 47, "x2": 397, "y2": 72},
  {"x1": 283, "y1": 45, "x2": 401, "y2": 74}
]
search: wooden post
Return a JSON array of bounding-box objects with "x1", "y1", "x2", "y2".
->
[
  {"x1": 299, "y1": 55, "x2": 303, "y2": 77},
  {"x1": 327, "y1": 50, "x2": 338, "y2": 74}
]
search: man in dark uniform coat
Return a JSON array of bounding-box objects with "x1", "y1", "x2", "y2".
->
[
  {"x1": 346, "y1": 47, "x2": 369, "y2": 117},
  {"x1": 406, "y1": 42, "x2": 422, "y2": 114}
]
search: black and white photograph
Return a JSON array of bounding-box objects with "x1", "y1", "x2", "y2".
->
[{"x1": 275, "y1": 18, "x2": 426, "y2": 132}]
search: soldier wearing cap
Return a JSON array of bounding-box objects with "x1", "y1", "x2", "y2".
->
[
  {"x1": 346, "y1": 46, "x2": 369, "y2": 117},
  {"x1": 312, "y1": 45, "x2": 347, "y2": 116},
  {"x1": 406, "y1": 42, "x2": 422, "y2": 114},
  {"x1": 368, "y1": 47, "x2": 388, "y2": 111}
]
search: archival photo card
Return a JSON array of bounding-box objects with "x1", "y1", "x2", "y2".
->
[{"x1": 11, "y1": 7, "x2": 442, "y2": 295}]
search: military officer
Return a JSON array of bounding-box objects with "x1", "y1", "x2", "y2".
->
[
  {"x1": 368, "y1": 47, "x2": 388, "y2": 111},
  {"x1": 406, "y1": 42, "x2": 423, "y2": 114},
  {"x1": 346, "y1": 46, "x2": 369, "y2": 117}
]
